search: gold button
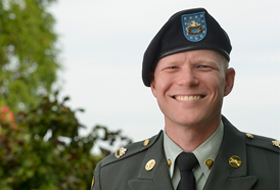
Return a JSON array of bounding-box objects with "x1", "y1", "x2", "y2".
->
[
  {"x1": 143, "y1": 139, "x2": 149, "y2": 146},
  {"x1": 145, "y1": 159, "x2": 156, "y2": 171},
  {"x1": 229, "y1": 155, "x2": 242, "y2": 168},
  {"x1": 246, "y1": 134, "x2": 254, "y2": 139},
  {"x1": 205, "y1": 159, "x2": 214, "y2": 170}
]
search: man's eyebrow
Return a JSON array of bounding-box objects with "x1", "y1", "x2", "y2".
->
[
  {"x1": 158, "y1": 59, "x2": 180, "y2": 66},
  {"x1": 193, "y1": 58, "x2": 220, "y2": 65}
]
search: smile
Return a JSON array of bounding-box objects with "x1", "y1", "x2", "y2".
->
[{"x1": 173, "y1": 95, "x2": 204, "y2": 102}]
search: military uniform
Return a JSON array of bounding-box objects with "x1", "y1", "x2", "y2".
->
[
  {"x1": 91, "y1": 7, "x2": 280, "y2": 190},
  {"x1": 91, "y1": 117, "x2": 280, "y2": 190}
]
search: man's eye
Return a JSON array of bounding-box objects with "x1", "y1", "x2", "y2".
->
[
  {"x1": 198, "y1": 65, "x2": 210, "y2": 68},
  {"x1": 168, "y1": 66, "x2": 179, "y2": 69}
]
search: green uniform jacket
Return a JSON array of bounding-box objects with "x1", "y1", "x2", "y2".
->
[{"x1": 91, "y1": 117, "x2": 280, "y2": 190}]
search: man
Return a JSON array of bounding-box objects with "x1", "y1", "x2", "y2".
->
[{"x1": 91, "y1": 8, "x2": 280, "y2": 190}]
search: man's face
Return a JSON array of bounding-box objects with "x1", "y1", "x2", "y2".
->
[{"x1": 150, "y1": 50, "x2": 235, "y2": 129}]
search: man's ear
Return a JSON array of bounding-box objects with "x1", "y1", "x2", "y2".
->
[
  {"x1": 224, "y1": 68, "x2": 235, "y2": 97},
  {"x1": 149, "y1": 73, "x2": 157, "y2": 98}
]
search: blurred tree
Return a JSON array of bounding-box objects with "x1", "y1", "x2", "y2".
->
[
  {"x1": 0, "y1": 92, "x2": 132, "y2": 190},
  {"x1": 0, "y1": 1, "x2": 132, "y2": 189},
  {"x1": 0, "y1": 0, "x2": 60, "y2": 112}
]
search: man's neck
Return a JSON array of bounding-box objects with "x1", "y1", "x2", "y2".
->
[{"x1": 165, "y1": 116, "x2": 221, "y2": 152}]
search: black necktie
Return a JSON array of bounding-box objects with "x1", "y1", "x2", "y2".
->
[{"x1": 176, "y1": 152, "x2": 198, "y2": 190}]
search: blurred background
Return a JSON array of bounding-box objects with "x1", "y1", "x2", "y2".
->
[
  {"x1": 50, "y1": 0, "x2": 280, "y2": 141},
  {"x1": 0, "y1": 0, "x2": 279, "y2": 189}
]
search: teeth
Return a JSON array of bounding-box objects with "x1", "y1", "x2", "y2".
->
[{"x1": 175, "y1": 95, "x2": 202, "y2": 102}]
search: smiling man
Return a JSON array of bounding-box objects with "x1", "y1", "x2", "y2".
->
[
  {"x1": 91, "y1": 8, "x2": 279, "y2": 190},
  {"x1": 150, "y1": 50, "x2": 235, "y2": 154}
]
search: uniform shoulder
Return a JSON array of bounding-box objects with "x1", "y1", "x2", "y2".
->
[
  {"x1": 244, "y1": 132, "x2": 280, "y2": 153},
  {"x1": 99, "y1": 130, "x2": 163, "y2": 167}
]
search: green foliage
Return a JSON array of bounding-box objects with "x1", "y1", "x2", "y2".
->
[
  {"x1": 0, "y1": 1, "x2": 133, "y2": 189},
  {"x1": 0, "y1": 0, "x2": 60, "y2": 112},
  {"x1": 0, "y1": 92, "x2": 132, "y2": 190}
]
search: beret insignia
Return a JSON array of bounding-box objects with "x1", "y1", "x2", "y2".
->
[{"x1": 181, "y1": 11, "x2": 207, "y2": 42}]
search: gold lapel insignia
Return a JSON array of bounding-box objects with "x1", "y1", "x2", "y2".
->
[
  {"x1": 229, "y1": 155, "x2": 242, "y2": 168},
  {"x1": 272, "y1": 140, "x2": 280, "y2": 148},
  {"x1": 205, "y1": 159, "x2": 214, "y2": 170},
  {"x1": 145, "y1": 159, "x2": 156, "y2": 171},
  {"x1": 246, "y1": 133, "x2": 254, "y2": 139},
  {"x1": 167, "y1": 159, "x2": 172, "y2": 168},
  {"x1": 143, "y1": 139, "x2": 149, "y2": 146},
  {"x1": 115, "y1": 147, "x2": 127, "y2": 158}
]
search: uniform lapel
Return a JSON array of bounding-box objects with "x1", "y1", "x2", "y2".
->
[
  {"x1": 128, "y1": 132, "x2": 173, "y2": 190},
  {"x1": 203, "y1": 116, "x2": 257, "y2": 190}
]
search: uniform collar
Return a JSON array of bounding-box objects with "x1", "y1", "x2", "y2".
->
[
  {"x1": 163, "y1": 121, "x2": 224, "y2": 178},
  {"x1": 193, "y1": 121, "x2": 224, "y2": 178}
]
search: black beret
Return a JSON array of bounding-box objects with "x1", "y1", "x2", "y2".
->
[{"x1": 142, "y1": 8, "x2": 232, "y2": 87}]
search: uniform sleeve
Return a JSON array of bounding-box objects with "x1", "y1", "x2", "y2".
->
[{"x1": 91, "y1": 161, "x2": 101, "y2": 190}]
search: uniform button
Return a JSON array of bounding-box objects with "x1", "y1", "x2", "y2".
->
[
  {"x1": 246, "y1": 133, "x2": 254, "y2": 139},
  {"x1": 143, "y1": 139, "x2": 149, "y2": 146}
]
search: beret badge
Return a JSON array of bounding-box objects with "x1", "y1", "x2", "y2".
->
[{"x1": 181, "y1": 11, "x2": 207, "y2": 42}]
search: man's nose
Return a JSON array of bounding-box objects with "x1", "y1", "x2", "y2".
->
[{"x1": 176, "y1": 68, "x2": 199, "y2": 87}]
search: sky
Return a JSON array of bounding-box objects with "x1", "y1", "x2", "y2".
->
[{"x1": 49, "y1": 0, "x2": 280, "y2": 149}]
